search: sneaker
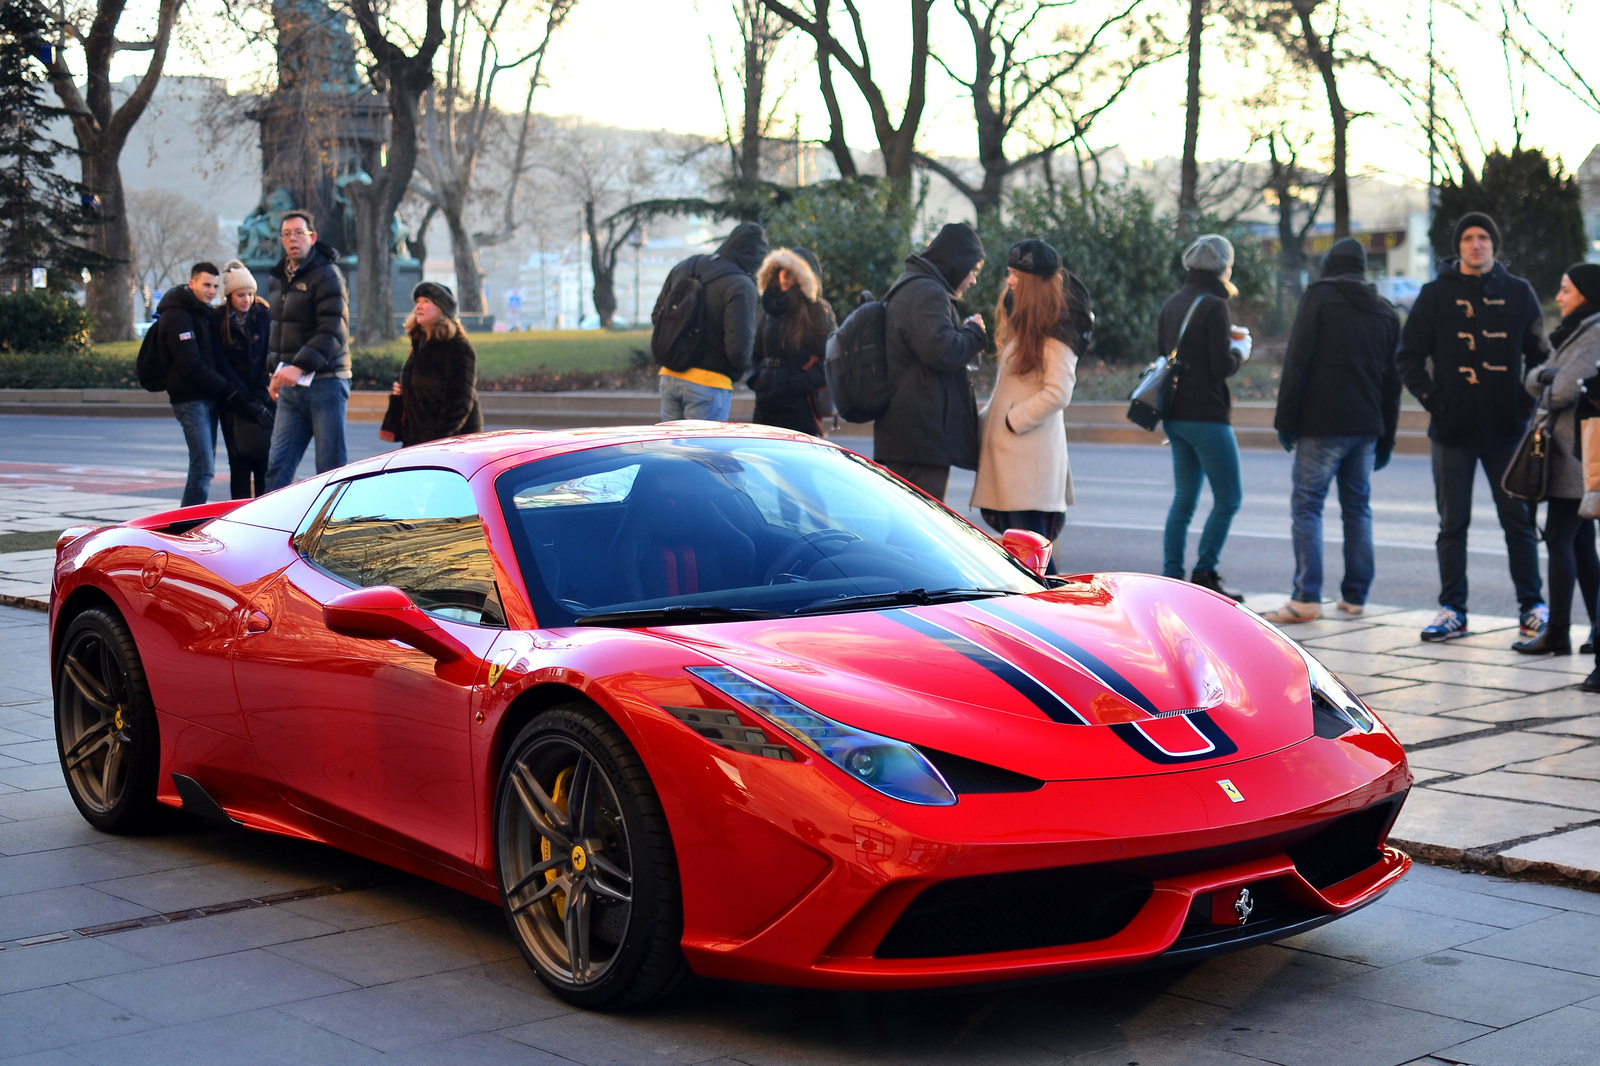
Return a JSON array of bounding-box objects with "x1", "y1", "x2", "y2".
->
[
  {"x1": 1421, "y1": 607, "x2": 1468, "y2": 642},
  {"x1": 1191, "y1": 569, "x2": 1245, "y2": 602},
  {"x1": 1334, "y1": 599, "x2": 1364, "y2": 616},
  {"x1": 1263, "y1": 600, "x2": 1322, "y2": 624},
  {"x1": 1520, "y1": 603, "x2": 1549, "y2": 639}
]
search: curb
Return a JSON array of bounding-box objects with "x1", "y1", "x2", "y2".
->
[{"x1": 1394, "y1": 839, "x2": 1600, "y2": 892}]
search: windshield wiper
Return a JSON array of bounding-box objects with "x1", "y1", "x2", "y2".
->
[
  {"x1": 793, "y1": 587, "x2": 1013, "y2": 615},
  {"x1": 575, "y1": 605, "x2": 780, "y2": 627}
]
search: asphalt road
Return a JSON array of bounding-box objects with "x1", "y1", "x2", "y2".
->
[{"x1": 0, "y1": 415, "x2": 1537, "y2": 620}]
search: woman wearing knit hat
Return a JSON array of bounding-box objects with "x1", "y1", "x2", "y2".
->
[
  {"x1": 1514, "y1": 264, "x2": 1600, "y2": 671},
  {"x1": 1157, "y1": 234, "x2": 1247, "y2": 601},
  {"x1": 385, "y1": 282, "x2": 483, "y2": 447},
  {"x1": 748, "y1": 247, "x2": 838, "y2": 436},
  {"x1": 970, "y1": 238, "x2": 1078, "y2": 573},
  {"x1": 215, "y1": 260, "x2": 274, "y2": 498}
]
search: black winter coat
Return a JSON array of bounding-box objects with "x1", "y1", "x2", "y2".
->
[
  {"x1": 1158, "y1": 271, "x2": 1237, "y2": 424},
  {"x1": 1274, "y1": 274, "x2": 1402, "y2": 445},
  {"x1": 215, "y1": 301, "x2": 273, "y2": 406},
  {"x1": 267, "y1": 241, "x2": 351, "y2": 378},
  {"x1": 873, "y1": 255, "x2": 986, "y2": 469},
  {"x1": 1397, "y1": 260, "x2": 1551, "y2": 446},
  {"x1": 400, "y1": 329, "x2": 482, "y2": 446},
  {"x1": 655, "y1": 222, "x2": 767, "y2": 382},
  {"x1": 158, "y1": 287, "x2": 236, "y2": 407},
  {"x1": 749, "y1": 285, "x2": 836, "y2": 435}
]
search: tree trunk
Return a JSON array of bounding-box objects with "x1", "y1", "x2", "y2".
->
[
  {"x1": 82, "y1": 151, "x2": 134, "y2": 341},
  {"x1": 347, "y1": 181, "x2": 395, "y2": 345},
  {"x1": 584, "y1": 202, "x2": 616, "y2": 328},
  {"x1": 741, "y1": 34, "x2": 764, "y2": 180},
  {"x1": 1179, "y1": 0, "x2": 1206, "y2": 221},
  {"x1": 445, "y1": 205, "x2": 486, "y2": 314},
  {"x1": 1294, "y1": 2, "x2": 1349, "y2": 237}
]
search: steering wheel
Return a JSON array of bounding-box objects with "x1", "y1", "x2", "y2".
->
[{"x1": 763, "y1": 530, "x2": 862, "y2": 584}]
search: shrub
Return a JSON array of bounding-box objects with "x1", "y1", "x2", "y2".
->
[
  {"x1": 0, "y1": 348, "x2": 136, "y2": 387},
  {"x1": 0, "y1": 291, "x2": 94, "y2": 354},
  {"x1": 762, "y1": 179, "x2": 914, "y2": 313},
  {"x1": 1431, "y1": 147, "x2": 1586, "y2": 298},
  {"x1": 349, "y1": 348, "x2": 405, "y2": 390}
]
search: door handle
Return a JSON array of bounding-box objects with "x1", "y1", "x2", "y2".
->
[{"x1": 245, "y1": 610, "x2": 272, "y2": 634}]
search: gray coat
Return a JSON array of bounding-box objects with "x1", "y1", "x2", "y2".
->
[
  {"x1": 872, "y1": 255, "x2": 987, "y2": 469},
  {"x1": 1524, "y1": 315, "x2": 1600, "y2": 499}
]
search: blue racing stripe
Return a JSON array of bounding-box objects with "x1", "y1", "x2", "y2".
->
[{"x1": 891, "y1": 610, "x2": 1089, "y2": 725}]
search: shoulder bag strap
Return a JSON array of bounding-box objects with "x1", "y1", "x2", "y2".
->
[{"x1": 1170, "y1": 295, "x2": 1209, "y2": 362}]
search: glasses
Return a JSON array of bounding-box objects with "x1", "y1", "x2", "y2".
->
[{"x1": 281, "y1": 229, "x2": 312, "y2": 239}]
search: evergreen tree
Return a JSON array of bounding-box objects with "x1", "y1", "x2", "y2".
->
[
  {"x1": 1431, "y1": 148, "x2": 1586, "y2": 298},
  {"x1": 0, "y1": 0, "x2": 104, "y2": 294}
]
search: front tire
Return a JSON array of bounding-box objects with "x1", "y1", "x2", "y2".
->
[
  {"x1": 54, "y1": 607, "x2": 161, "y2": 833},
  {"x1": 495, "y1": 703, "x2": 688, "y2": 1008}
]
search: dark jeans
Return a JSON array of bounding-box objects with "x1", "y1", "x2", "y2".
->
[
  {"x1": 1163, "y1": 420, "x2": 1242, "y2": 577},
  {"x1": 980, "y1": 510, "x2": 1065, "y2": 574},
  {"x1": 879, "y1": 461, "x2": 950, "y2": 503},
  {"x1": 1542, "y1": 497, "x2": 1600, "y2": 634},
  {"x1": 1291, "y1": 435, "x2": 1376, "y2": 605},
  {"x1": 219, "y1": 414, "x2": 269, "y2": 499},
  {"x1": 267, "y1": 377, "x2": 350, "y2": 491},
  {"x1": 171, "y1": 399, "x2": 217, "y2": 507},
  {"x1": 1431, "y1": 439, "x2": 1544, "y2": 612}
]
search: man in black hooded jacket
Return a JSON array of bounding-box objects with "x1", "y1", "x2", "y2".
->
[
  {"x1": 874, "y1": 222, "x2": 988, "y2": 501},
  {"x1": 1397, "y1": 212, "x2": 1552, "y2": 643},
  {"x1": 1265, "y1": 238, "x2": 1401, "y2": 624},
  {"x1": 656, "y1": 221, "x2": 768, "y2": 421}
]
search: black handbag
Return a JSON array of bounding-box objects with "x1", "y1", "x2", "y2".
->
[
  {"x1": 380, "y1": 394, "x2": 405, "y2": 440},
  {"x1": 1127, "y1": 295, "x2": 1207, "y2": 431},
  {"x1": 1501, "y1": 388, "x2": 1552, "y2": 502},
  {"x1": 231, "y1": 411, "x2": 274, "y2": 463}
]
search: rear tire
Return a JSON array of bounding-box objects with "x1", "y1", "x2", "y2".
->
[
  {"x1": 54, "y1": 607, "x2": 162, "y2": 833},
  {"x1": 495, "y1": 703, "x2": 689, "y2": 1009}
]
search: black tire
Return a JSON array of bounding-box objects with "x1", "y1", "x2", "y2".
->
[
  {"x1": 53, "y1": 607, "x2": 162, "y2": 833},
  {"x1": 495, "y1": 703, "x2": 689, "y2": 1009}
]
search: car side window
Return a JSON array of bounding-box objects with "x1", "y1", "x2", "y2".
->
[{"x1": 306, "y1": 468, "x2": 506, "y2": 627}]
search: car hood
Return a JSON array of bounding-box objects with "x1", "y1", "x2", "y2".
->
[{"x1": 651, "y1": 575, "x2": 1313, "y2": 781}]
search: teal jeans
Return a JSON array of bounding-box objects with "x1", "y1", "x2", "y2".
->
[{"x1": 1163, "y1": 419, "x2": 1242, "y2": 577}]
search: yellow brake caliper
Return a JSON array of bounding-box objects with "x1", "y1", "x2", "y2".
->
[{"x1": 539, "y1": 766, "x2": 574, "y2": 920}]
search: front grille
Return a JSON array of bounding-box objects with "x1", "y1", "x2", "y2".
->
[
  {"x1": 1287, "y1": 800, "x2": 1397, "y2": 889},
  {"x1": 1177, "y1": 879, "x2": 1306, "y2": 941},
  {"x1": 874, "y1": 867, "x2": 1151, "y2": 959}
]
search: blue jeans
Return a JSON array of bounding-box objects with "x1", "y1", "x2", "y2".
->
[
  {"x1": 1163, "y1": 420, "x2": 1242, "y2": 577},
  {"x1": 267, "y1": 377, "x2": 350, "y2": 491},
  {"x1": 1432, "y1": 438, "x2": 1543, "y2": 612},
  {"x1": 172, "y1": 400, "x2": 217, "y2": 507},
  {"x1": 1291, "y1": 435, "x2": 1376, "y2": 604},
  {"x1": 659, "y1": 375, "x2": 733, "y2": 421}
]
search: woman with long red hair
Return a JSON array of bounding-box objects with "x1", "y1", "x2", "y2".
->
[{"x1": 970, "y1": 239, "x2": 1079, "y2": 573}]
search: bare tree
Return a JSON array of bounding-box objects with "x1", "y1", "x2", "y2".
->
[
  {"x1": 40, "y1": 0, "x2": 183, "y2": 341},
  {"x1": 542, "y1": 122, "x2": 654, "y2": 328},
  {"x1": 759, "y1": 0, "x2": 933, "y2": 199},
  {"x1": 917, "y1": 0, "x2": 1176, "y2": 217},
  {"x1": 705, "y1": 0, "x2": 791, "y2": 182},
  {"x1": 1179, "y1": 0, "x2": 1205, "y2": 220},
  {"x1": 412, "y1": 0, "x2": 574, "y2": 315},
  {"x1": 125, "y1": 189, "x2": 228, "y2": 318},
  {"x1": 346, "y1": 0, "x2": 446, "y2": 344}
]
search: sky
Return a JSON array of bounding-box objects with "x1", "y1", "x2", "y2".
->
[{"x1": 110, "y1": 0, "x2": 1600, "y2": 190}]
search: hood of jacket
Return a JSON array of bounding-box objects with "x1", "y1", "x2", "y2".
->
[
  {"x1": 716, "y1": 222, "x2": 769, "y2": 275},
  {"x1": 900, "y1": 253, "x2": 957, "y2": 296},
  {"x1": 269, "y1": 239, "x2": 340, "y2": 281},
  {"x1": 156, "y1": 285, "x2": 212, "y2": 317},
  {"x1": 920, "y1": 222, "x2": 985, "y2": 290},
  {"x1": 758, "y1": 247, "x2": 821, "y2": 302}
]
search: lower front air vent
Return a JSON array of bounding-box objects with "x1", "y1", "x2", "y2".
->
[
  {"x1": 1287, "y1": 799, "x2": 1398, "y2": 889},
  {"x1": 917, "y1": 747, "x2": 1045, "y2": 795}
]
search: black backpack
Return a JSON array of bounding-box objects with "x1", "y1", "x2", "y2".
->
[
  {"x1": 649, "y1": 255, "x2": 742, "y2": 372},
  {"x1": 823, "y1": 279, "x2": 911, "y2": 424},
  {"x1": 134, "y1": 314, "x2": 167, "y2": 392}
]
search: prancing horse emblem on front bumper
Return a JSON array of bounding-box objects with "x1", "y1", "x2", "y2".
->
[{"x1": 1234, "y1": 887, "x2": 1254, "y2": 924}]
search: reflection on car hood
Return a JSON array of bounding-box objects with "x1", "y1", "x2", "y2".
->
[{"x1": 653, "y1": 574, "x2": 1314, "y2": 781}]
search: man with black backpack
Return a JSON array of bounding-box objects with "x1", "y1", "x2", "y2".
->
[
  {"x1": 156, "y1": 262, "x2": 270, "y2": 507},
  {"x1": 873, "y1": 222, "x2": 988, "y2": 502},
  {"x1": 651, "y1": 221, "x2": 768, "y2": 421}
]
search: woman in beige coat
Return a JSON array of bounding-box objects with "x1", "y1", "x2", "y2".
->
[{"x1": 971, "y1": 239, "x2": 1078, "y2": 573}]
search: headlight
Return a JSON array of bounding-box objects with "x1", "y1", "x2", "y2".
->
[
  {"x1": 687, "y1": 666, "x2": 958, "y2": 806},
  {"x1": 1251, "y1": 614, "x2": 1376, "y2": 736}
]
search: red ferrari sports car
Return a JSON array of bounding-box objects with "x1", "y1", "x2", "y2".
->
[{"x1": 49, "y1": 425, "x2": 1410, "y2": 1008}]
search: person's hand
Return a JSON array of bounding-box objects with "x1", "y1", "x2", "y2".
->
[
  {"x1": 249, "y1": 403, "x2": 274, "y2": 429},
  {"x1": 1375, "y1": 442, "x2": 1393, "y2": 470},
  {"x1": 1278, "y1": 430, "x2": 1296, "y2": 452},
  {"x1": 1536, "y1": 365, "x2": 1558, "y2": 386},
  {"x1": 391, "y1": 381, "x2": 402, "y2": 395},
  {"x1": 269, "y1": 364, "x2": 304, "y2": 400},
  {"x1": 377, "y1": 429, "x2": 396, "y2": 442},
  {"x1": 966, "y1": 313, "x2": 984, "y2": 332}
]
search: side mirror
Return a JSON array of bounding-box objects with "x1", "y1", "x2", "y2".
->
[
  {"x1": 1001, "y1": 529, "x2": 1053, "y2": 578},
  {"x1": 323, "y1": 585, "x2": 470, "y2": 664}
]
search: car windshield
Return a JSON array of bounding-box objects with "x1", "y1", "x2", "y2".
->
[{"x1": 495, "y1": 437, "x2": 1044, "y2": 626}]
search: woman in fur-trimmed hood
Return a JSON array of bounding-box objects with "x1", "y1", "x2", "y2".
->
[{"x1": 748, "y1": 247, "x2": 838, "y2": 436}]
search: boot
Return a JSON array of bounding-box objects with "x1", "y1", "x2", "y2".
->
[
  {"x1": 1191, "y1": 570, "x2": 1244, "y2": 603},
  {"x1": 1583, "y1": 668, "x2": 1600, "y2": 694},
  {"x1": 1512, "y1": 628, "x2": 1572, "y2": 655}
]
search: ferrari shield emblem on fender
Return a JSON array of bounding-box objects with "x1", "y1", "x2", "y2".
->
[
  {"x1": 1217, "y1": 778, "x2": 1245, "y2": 803},
  {"x1": 486, "y1": 650, "x2": 515, "y2": 688},
  {"x1": 1233, "y1": 887, "x2": 1254, "y2": 924}
]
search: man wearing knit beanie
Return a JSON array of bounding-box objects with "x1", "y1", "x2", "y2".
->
[{"x1": 1397, "y1": 212, "x2": 1553, "y2": 645}]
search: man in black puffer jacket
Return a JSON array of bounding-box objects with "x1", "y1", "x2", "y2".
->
[
  {"x1": 159, "y1": 262, "x2": 269, "y2": 507},
  {"x1": 656, "y1": 221, "x2": 768, "y2": 421},
  {"x1": 1265, "y1": 238, "x2": 1401, "y2": 625},
  {"x1": 264, "y1": 210, "x2": 351, "y2": 490},
  {"x1": 874, "y1": 222, "x2": 987, "y2": 502},
  {"x1": 1398, "y1": 212, "x2": 1552, "y2": 643}
]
